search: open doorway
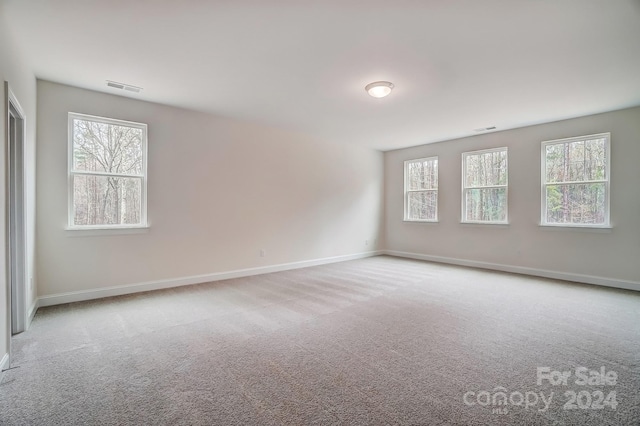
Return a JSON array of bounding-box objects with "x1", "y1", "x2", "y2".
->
[{"x1": 5, "y1": 82, "x2": 27, "y2": 336}]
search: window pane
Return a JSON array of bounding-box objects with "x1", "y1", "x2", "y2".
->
[
  {"x1": 585, "y1": 138, "x2": 606, "y2": 181},
  {"x1": 465, "y1": 188, "x2": 507, "y2": 222},
  {"x1": 491, "y1": 150, "x2": 507, "y2": 185},
  {"x1": 465, "y1": 154, "x2": 480, "y2": 187},
  {"x1": 73, "y1": 175, "x2": 142, "y2": 226},
  {"x1": 408, "y1": 191, "x2": 437, "y2": 221},
  {"x1": 545, "y1": 183, "x2": 606, "y2": 224},
  {"x1": 545, "y1": 143, "x2": 565, "y2": 183},
  {"x1": 567, "y1": 140, "x2": 585, "y2": 181},
  {"x1": 546, "y1": 138, "x2": 606, "y2": 184},
  {"x1": 465, "y1": 150, "x2": 507, "y2": 187},
  {"x1": 407, "y1": 159, "x2": 437, "y2": 190},
  {"x1": 73, "y1": 119, "x2": 143, "y2": 175}
]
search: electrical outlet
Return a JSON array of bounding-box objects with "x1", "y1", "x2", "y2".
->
[
  {"x1": 30, "y1": 277, "x2": 34, "y2": 290},
  {"x1": 260, "y1": 249, "x2": 266, "y2": 257},
  {"x1": 365, "y1": 239, "x2": 369, "y2": 246}
]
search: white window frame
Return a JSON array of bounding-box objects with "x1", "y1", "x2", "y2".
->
[
  {"x1": 404, "y1": 156, "x2": 438, "y2": 222},
  {"x1": 68, "y1": 112, "x2": 148, "y2": 230},
  {"x1": 540, "y1": 133, "x2": 610, "y2": 228},
  {"x1": 461, "y1": 147, "x2": 508, "y2": 224}
]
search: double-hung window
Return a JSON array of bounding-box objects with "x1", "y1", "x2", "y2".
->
[
  {"x1": 541, "y1": 133, "x2": 610, "y2": 227},
  {"x1": 68, "y1": 113, "x2": 148, "y2": 229},
  {"x1": 462, "y1": 147, "x2": 508, "y2": 223},
  {"x1": 404, "y1": 157, "x2": 438, "y2": 221}
]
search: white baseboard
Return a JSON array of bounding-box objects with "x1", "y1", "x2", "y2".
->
[
  {"x1": 38, "y1": 251, "x2": 382, "y2": 308},
  {"x1": 384, "y1": 250, "x2": 640, "y2": 292},
  {"x1": 0, "y1": 352, "x2": 8, "y2": 372},
  {"x1": 27, "y1": 299, "x2": 39, "y2": 326}
]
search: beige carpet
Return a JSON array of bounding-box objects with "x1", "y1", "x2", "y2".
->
[{"x1": 1, "y1": 256, "x2": 639, "y2": 425}]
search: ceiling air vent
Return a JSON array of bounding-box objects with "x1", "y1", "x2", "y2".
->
[
  {"x1": 106, "y1": 80, "x2": 142, "y2": 93},
  {"x1": 474, "y1": 126, "x2": 497, "y2": 132}
]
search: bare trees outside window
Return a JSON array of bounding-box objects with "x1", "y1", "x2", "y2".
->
[
  {"x1": 405, "y1": 157, "x2": 438, "y2": 221},
  {"x1": 462, "y1": 148, "x2": 508, "y2": 223},
  {"x1": 542, "y1": 134, "x2": 609, "y2": 227},
  {"x1": 69, "y1": 113, "x2": 147, "y2": 228}
]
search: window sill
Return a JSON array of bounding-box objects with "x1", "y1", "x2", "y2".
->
[
  {"x1": 65, "y1": 226, "x2": 150, "y2": 237},
  {"x1": 403, "y1": 219, "x2": 439, "y2": 223},
  {"x1": 538, "y1": 224, "x2": 613, "y2": 233},
  {"x1": 460, "y1": 221, "x2": 510, "y2": 227}
]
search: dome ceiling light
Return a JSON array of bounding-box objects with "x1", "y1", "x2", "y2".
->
[{"x1": 365, "y1": 81, "x2": 394, "y2": 98}]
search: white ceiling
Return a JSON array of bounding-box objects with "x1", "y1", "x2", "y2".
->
[{"x1": 3, "y1": 0, "x2": 640, "y2": 151}]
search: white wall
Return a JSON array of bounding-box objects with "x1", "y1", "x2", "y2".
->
[
  {"x1": 36, "y1": 81, "x2": 383, "y2": 299},
  {"x1": 385, "y1": 108, "x2": 640, "y2": 290},
  {"x1": 384, "y1": 107, "x2": 640, "y2": 288},
  {"x1": 0, "y1": 11, "x2": 38, "y2": 369}
]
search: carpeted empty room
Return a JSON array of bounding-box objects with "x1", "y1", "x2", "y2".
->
[
  {"x1": 1, "y1": 256, "x2": 638, "y2": 425},
  {"x1": 3, "y1": 1, "x2": 640, "y2": 425}
]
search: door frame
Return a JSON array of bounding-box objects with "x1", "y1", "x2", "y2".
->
[{"x1": 4, "y1": 81, "x2": 27, "y2": 358}]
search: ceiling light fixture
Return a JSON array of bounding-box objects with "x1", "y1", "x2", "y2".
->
[{"x1": 365, "y1": 81, "x2": 394, "y2": 98}]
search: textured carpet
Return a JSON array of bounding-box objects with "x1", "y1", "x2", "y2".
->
[{"x1": 1, "y1": 256, "x2": 639, "y2": 425}]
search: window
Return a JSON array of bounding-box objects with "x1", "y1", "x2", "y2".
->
[
  {"x1": 68, "y1": 113, "x2": 147, "y2": 228},
  {"x1": 541, "y1": 133, "x2": 610, "y2": 227},
  {"x1": 462, "y1": 147, "x2": 508, "y2": 223},
  {"x1": 404, "y1": 157, "x2": 438, "y2": 221}
]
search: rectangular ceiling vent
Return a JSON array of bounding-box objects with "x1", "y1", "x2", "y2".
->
[
  {"x1": 106, "y1": 80, "x2": 142, "y2": 93},
  {"x1": 474, "y1": 126, "x2": 497, "y2": 132}
]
